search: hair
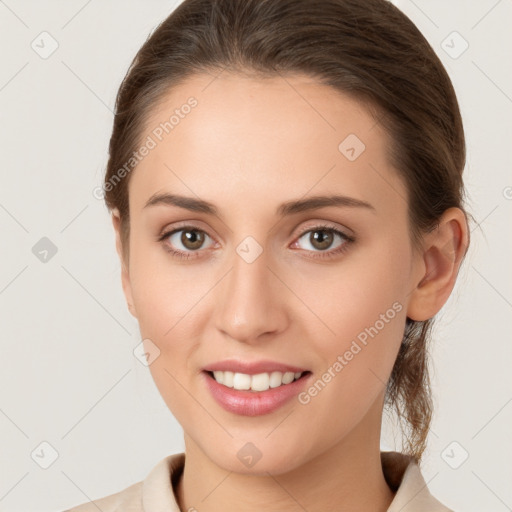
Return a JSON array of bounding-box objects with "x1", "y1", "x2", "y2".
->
[{"x1": 103, "y1": 0, "x2": 468, "y2": 462}]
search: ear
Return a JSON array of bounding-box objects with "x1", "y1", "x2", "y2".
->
[
  {"x1": 111, "y1": 208, "x2": 137, "y2": 318},
  {"x1": 407, "y1": 207, "x2": 469, "y2": 322}
]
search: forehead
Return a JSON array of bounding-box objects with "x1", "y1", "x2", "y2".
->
[
  {"x1": 143, "y1": 71, "x2": 383, "y2": 151},
  {"x1": 129, "y1": 71, "x2": 406, "y2": 216}
]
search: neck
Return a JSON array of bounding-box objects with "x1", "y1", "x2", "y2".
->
[{"x1": 176, "y1": 398, "x2": 395, "y2": 512}]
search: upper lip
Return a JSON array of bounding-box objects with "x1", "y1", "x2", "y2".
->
[{"x1": 203, "y1": 359, "x2": 309, "y2": 375}]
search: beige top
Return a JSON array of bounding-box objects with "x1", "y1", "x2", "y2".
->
[{"x1": 64, "y1": 451, "x2": 453, "y2": 511}]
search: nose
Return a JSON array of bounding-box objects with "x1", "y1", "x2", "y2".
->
[{"x1": 214, "y1": 242, "x2": 289, "y2": 344}]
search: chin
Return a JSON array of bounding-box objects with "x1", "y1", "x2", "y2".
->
[{"x1": 203, "y1": 439, "x2": 310, "y2": 476}]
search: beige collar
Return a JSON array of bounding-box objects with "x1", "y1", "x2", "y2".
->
[{"x1": 139, "y1": 451, "x2": 453, "y2": 511}]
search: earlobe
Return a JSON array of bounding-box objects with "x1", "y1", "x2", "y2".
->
[
  {"x1": 407, "y1": 207, "x2": 469, "y2": 322},
  {"x1": 111, "y1": 209, "x2": 137, "y2": 319}
]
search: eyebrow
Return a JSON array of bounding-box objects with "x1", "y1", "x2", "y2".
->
[{"x1": 143, "y1": 192, "x2": 375, "y2": 216}]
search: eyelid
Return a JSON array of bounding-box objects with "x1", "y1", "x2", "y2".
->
[
  {"x1": 292, "y1": 220, "x2": 354, "y2": 240},
  {"x1": 157, "y1": 219, "x2": 212, "y2": 238}
]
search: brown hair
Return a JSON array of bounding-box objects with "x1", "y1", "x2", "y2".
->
[{"x1": 103, "y1": 0, "x2": 468, "y2": 462}]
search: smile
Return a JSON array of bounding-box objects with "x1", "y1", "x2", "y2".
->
[
  {"x1": 209, "y1": 370, "x2": 305, "y2": 392},
  {"x1": 203, "y1": 369, "x2": 312, "y2": 416}
]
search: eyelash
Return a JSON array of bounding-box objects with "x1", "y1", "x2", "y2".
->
[{"x1": 157, "y1": 223, "x2": 355, "y2": 261}]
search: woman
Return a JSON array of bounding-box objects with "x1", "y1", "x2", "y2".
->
[{"x1": 67, "y1": 0, "x2": 469, "y2": 510}]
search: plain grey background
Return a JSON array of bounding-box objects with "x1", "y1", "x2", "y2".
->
[{"x1": 0, "y1": 1, "x2": 511, "y2": 511}]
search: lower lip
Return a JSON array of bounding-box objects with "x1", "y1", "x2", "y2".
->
[{"x1": 203, "y1": 371, "x2": 311, "y2": 416}]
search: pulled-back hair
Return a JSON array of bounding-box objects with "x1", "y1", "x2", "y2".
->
[{"x1": 103, "y1": 0, "x2": 468, "y2": 462}]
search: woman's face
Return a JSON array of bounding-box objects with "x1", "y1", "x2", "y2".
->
[{"x1": 116, "y1": 72, "x2": 426, "y2": 474}]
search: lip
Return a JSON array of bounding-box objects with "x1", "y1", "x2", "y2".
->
[
  {"x1": 202, "y1": 370, "x2": 312, "y2": 416},
  {"x1": 203, "y1": 359, "x2": 309, "y2": 375}
]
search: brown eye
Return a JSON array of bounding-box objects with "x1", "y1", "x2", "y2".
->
[
  {"x1": 162, "y1": 227, "x2": 214, "y2": 254},
  {"x1": 297, "y1": 228, "x2": 344, "y2": 252},
  {"x1": 293, "y1": 225, "x2": 353, "y2": 259},
  {"x1": 309, "y1": 230, "x2": 334, "y2": 250},
  {"x1": 180, "y1": 229, "x2": 205, "y2": 250}
]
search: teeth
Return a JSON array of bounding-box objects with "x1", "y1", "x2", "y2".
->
[
  {"x1": 269, "y1": 371, "x2": 283, "y2": 388},
  {"x1": 211, "y1": 370, "x2": 304, "y2": 391},
  {"x1": 233, "y1": 372, "x2": 251, "y2": 390},
  {"x1": 252, "y1": 372, "x2": 271, "y2": 391}
]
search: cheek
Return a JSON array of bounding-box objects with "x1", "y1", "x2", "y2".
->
[
  {"x1": 129, "y1": 251, "x2": 207, "y2": 422},
  {"x1": 130, "y1": 225, "x2": 410, "y2": 357},
  {"x1": 299, "y1": 239, "x2": 409, "y2": 343},
  {"x1": 127, "y1": 242, "x2": 215, "y2": 395},
  {"x1": 295, "y1": 240, "x2": 409, "y2": 401},
  {"x1": 128, "y1": 240, "x2": 202, "y2": 337}
]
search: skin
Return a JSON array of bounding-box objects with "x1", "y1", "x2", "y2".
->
[{"x1": 112, "y1": 71, "x2": 468, "y2": 512}]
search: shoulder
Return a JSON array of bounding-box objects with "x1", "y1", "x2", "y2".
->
[
  {"x1": 382, "y1": 451, "x2": 454, "y2": 512},
  {"x1": 63, "y1": 480, "x2": 143, "y2": 512},
  {"x1": 63, "y1": 453, "x2": 185, "y2": 512}
]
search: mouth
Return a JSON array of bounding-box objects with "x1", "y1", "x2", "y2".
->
[
  {"x1": 204, "y1": 369, "x2": 312, "y2": 392},
  {"x1": 201, "y1": 359, "x2": 313, "y2": 415}
]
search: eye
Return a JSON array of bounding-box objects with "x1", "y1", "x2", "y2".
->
[
  {"x1": 293, "y1": 224, "x2": 354, "y2": 259},
  {"x1": 158, "y1": 226, "x2": 215, "y2": 259}
]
